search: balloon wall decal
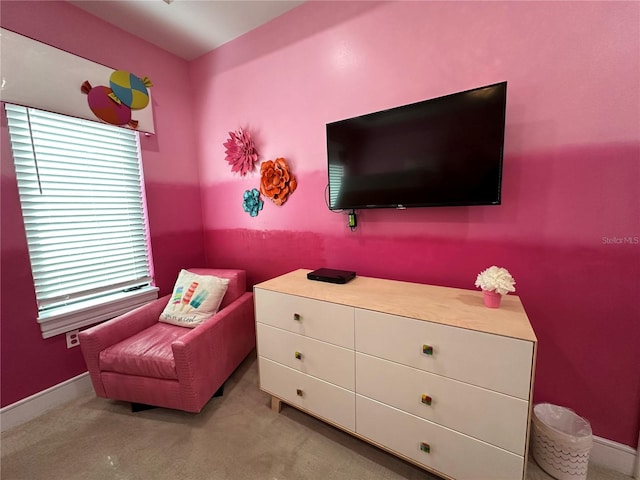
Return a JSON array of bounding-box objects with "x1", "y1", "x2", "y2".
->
[
  {"x1": 109, "y1": 70, "x2": 152, "y2": 110},
  {"x1": 81, "y1": 81, "x2": 137, "y2": 128},
  {"x1": 81, "y1": 70, "x2": 152, "y2": 129}
]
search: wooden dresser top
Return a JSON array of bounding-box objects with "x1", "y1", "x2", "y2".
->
[{"x1": 255, "y1": 269, "x2": 537, "y2": 342}]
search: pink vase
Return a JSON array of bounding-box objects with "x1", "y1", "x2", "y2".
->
[{"x1": 483, "y1": 290, "x2": 502, "y2": 308}]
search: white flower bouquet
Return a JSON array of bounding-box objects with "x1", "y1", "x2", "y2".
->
[{"x1": 475, "y1": 266, "x2": 516, "y2": 295}]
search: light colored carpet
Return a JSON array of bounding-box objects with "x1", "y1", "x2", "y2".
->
[{"x1": 1, "y1": 352, "x2": 630, "y2": 480}]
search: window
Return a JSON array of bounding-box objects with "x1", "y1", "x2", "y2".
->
[{"x1": 5, "y1": 104, "x2": 158, "y2": 338}]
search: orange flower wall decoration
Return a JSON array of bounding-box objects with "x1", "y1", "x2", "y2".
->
[{"x1": 259, "y1": 158, "x2": 297, "y2": 206}]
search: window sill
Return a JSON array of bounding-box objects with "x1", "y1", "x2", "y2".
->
[{"x1": 37, "y1": 286, "x2": 159, "y2": 339}]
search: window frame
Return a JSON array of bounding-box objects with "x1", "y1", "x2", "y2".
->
[{"x1": 5, "y1": 103, "x2": 158, "y2": 338}]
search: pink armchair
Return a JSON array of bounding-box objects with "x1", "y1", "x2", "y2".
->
[{"x1": 79, "y1": 269, "x2": 255, "y2": 413}]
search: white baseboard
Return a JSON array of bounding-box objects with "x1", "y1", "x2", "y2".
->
[
  {"x1": 0, "y1": 372, "x2": 92, "y2": 433},
  {"x1": 591, "y1": 435, "x2": 638, "y2": 478},
  {"x1": 637, "y1": 431, "x2": 640, "y2": 480}
]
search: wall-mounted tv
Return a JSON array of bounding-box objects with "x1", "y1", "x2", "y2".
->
[{"x1": 326, "y1": 81, "x2": 507, "y2": 210}]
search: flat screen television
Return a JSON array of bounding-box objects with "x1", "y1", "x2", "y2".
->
[{"x1": 326, "y1": 81, "x2": 507, "y2": 210}]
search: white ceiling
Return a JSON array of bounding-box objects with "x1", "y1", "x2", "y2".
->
[{"x1": 69, "y1": 0, "x2": 305, "y2": 61}]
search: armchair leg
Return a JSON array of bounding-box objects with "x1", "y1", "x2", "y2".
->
[
  {"x1": 213, "y1": 383, "x2": 225, "y2": 398},
  {"x1": 131, "y1": 402, "x2": 156, "y2": 412}
]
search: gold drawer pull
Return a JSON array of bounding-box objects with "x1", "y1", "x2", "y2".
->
[
  {"x1": 295, "y1": 351, "x2": 302, "y2": 360},
  {"x1": 296, "y1": 389, "x2": 303, "y2": 397},
  {"x1": 293, "y1": 313, "x2": 301, "y2": 321},
  {"x1": 421, "y1": 394, "x2": 432, "y2": 406},
  {"x1": 422, "y1": 344, "x2": 434, "y2": 355},
  {"x1": 420, "y1": 442, "x2": 431, "y2": 453}
]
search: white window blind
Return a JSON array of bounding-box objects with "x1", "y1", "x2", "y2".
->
[{"x1": 5, "y1": 104, "x2": 158, "y2": 338}]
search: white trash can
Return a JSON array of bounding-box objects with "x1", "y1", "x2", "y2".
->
[{"x1": 531, "y1": 403, "x2": 593, "y2": 480}]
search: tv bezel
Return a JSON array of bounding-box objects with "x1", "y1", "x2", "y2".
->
[{"x1": 325, "y1": 81, "x2": 507, "y2": 210}]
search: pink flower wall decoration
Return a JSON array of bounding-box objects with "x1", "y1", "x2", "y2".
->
[{"x1": 224, "y1": 128, "x2": 259, "y2": 175}]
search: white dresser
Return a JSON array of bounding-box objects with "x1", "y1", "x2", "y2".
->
[{"x1": 254, "y1": 269, "x2": 537, "y2": 480}]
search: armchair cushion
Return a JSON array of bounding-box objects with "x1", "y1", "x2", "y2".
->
[
  {"x1": 99, "y1": 322, "x2": 188, "y2": 379},
  {"x1": 159, "y1": 269, "x2": 229, "y2": 328}
]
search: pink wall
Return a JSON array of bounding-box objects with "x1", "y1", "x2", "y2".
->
[
  {"x1": 190, "y1": 1, "x2": 640, "y2": 447},
  {"x1": 0, "y1": 1, "x2": 205, "y2": 406},
  {"x1": 1, "y1": 0, "x2": 637, "y2": 450}
]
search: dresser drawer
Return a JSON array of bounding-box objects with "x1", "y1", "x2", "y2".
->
[
  {"x1": 356, "y1": 353, "x2": 528, "y2": 455},
  {"x1": 356, "y1": 395, "x2": 523, "y2": 480},
  {"x1": 355, "y1": 309, "x2": 533, "y2": 399},
  {"x1": 257, "y1": 324, "x2": 355, "y2": 390},
  {"x1": 259, "y1": 357, "x2": 355, "y2": 432},
  {"x1": 255, "y1": 289, "x2": 354, "y2": 348}
]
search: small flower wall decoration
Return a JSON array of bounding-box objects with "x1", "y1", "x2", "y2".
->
[
  {"x1": 242, "y1": 188, "x2": 264, "y2": 217},
  {"x1": 224, "y1": 128, "x2": 259, "y2": 175},
  {"x1": 260, "y1": 158, "x2": 297, "y2": 206}
]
